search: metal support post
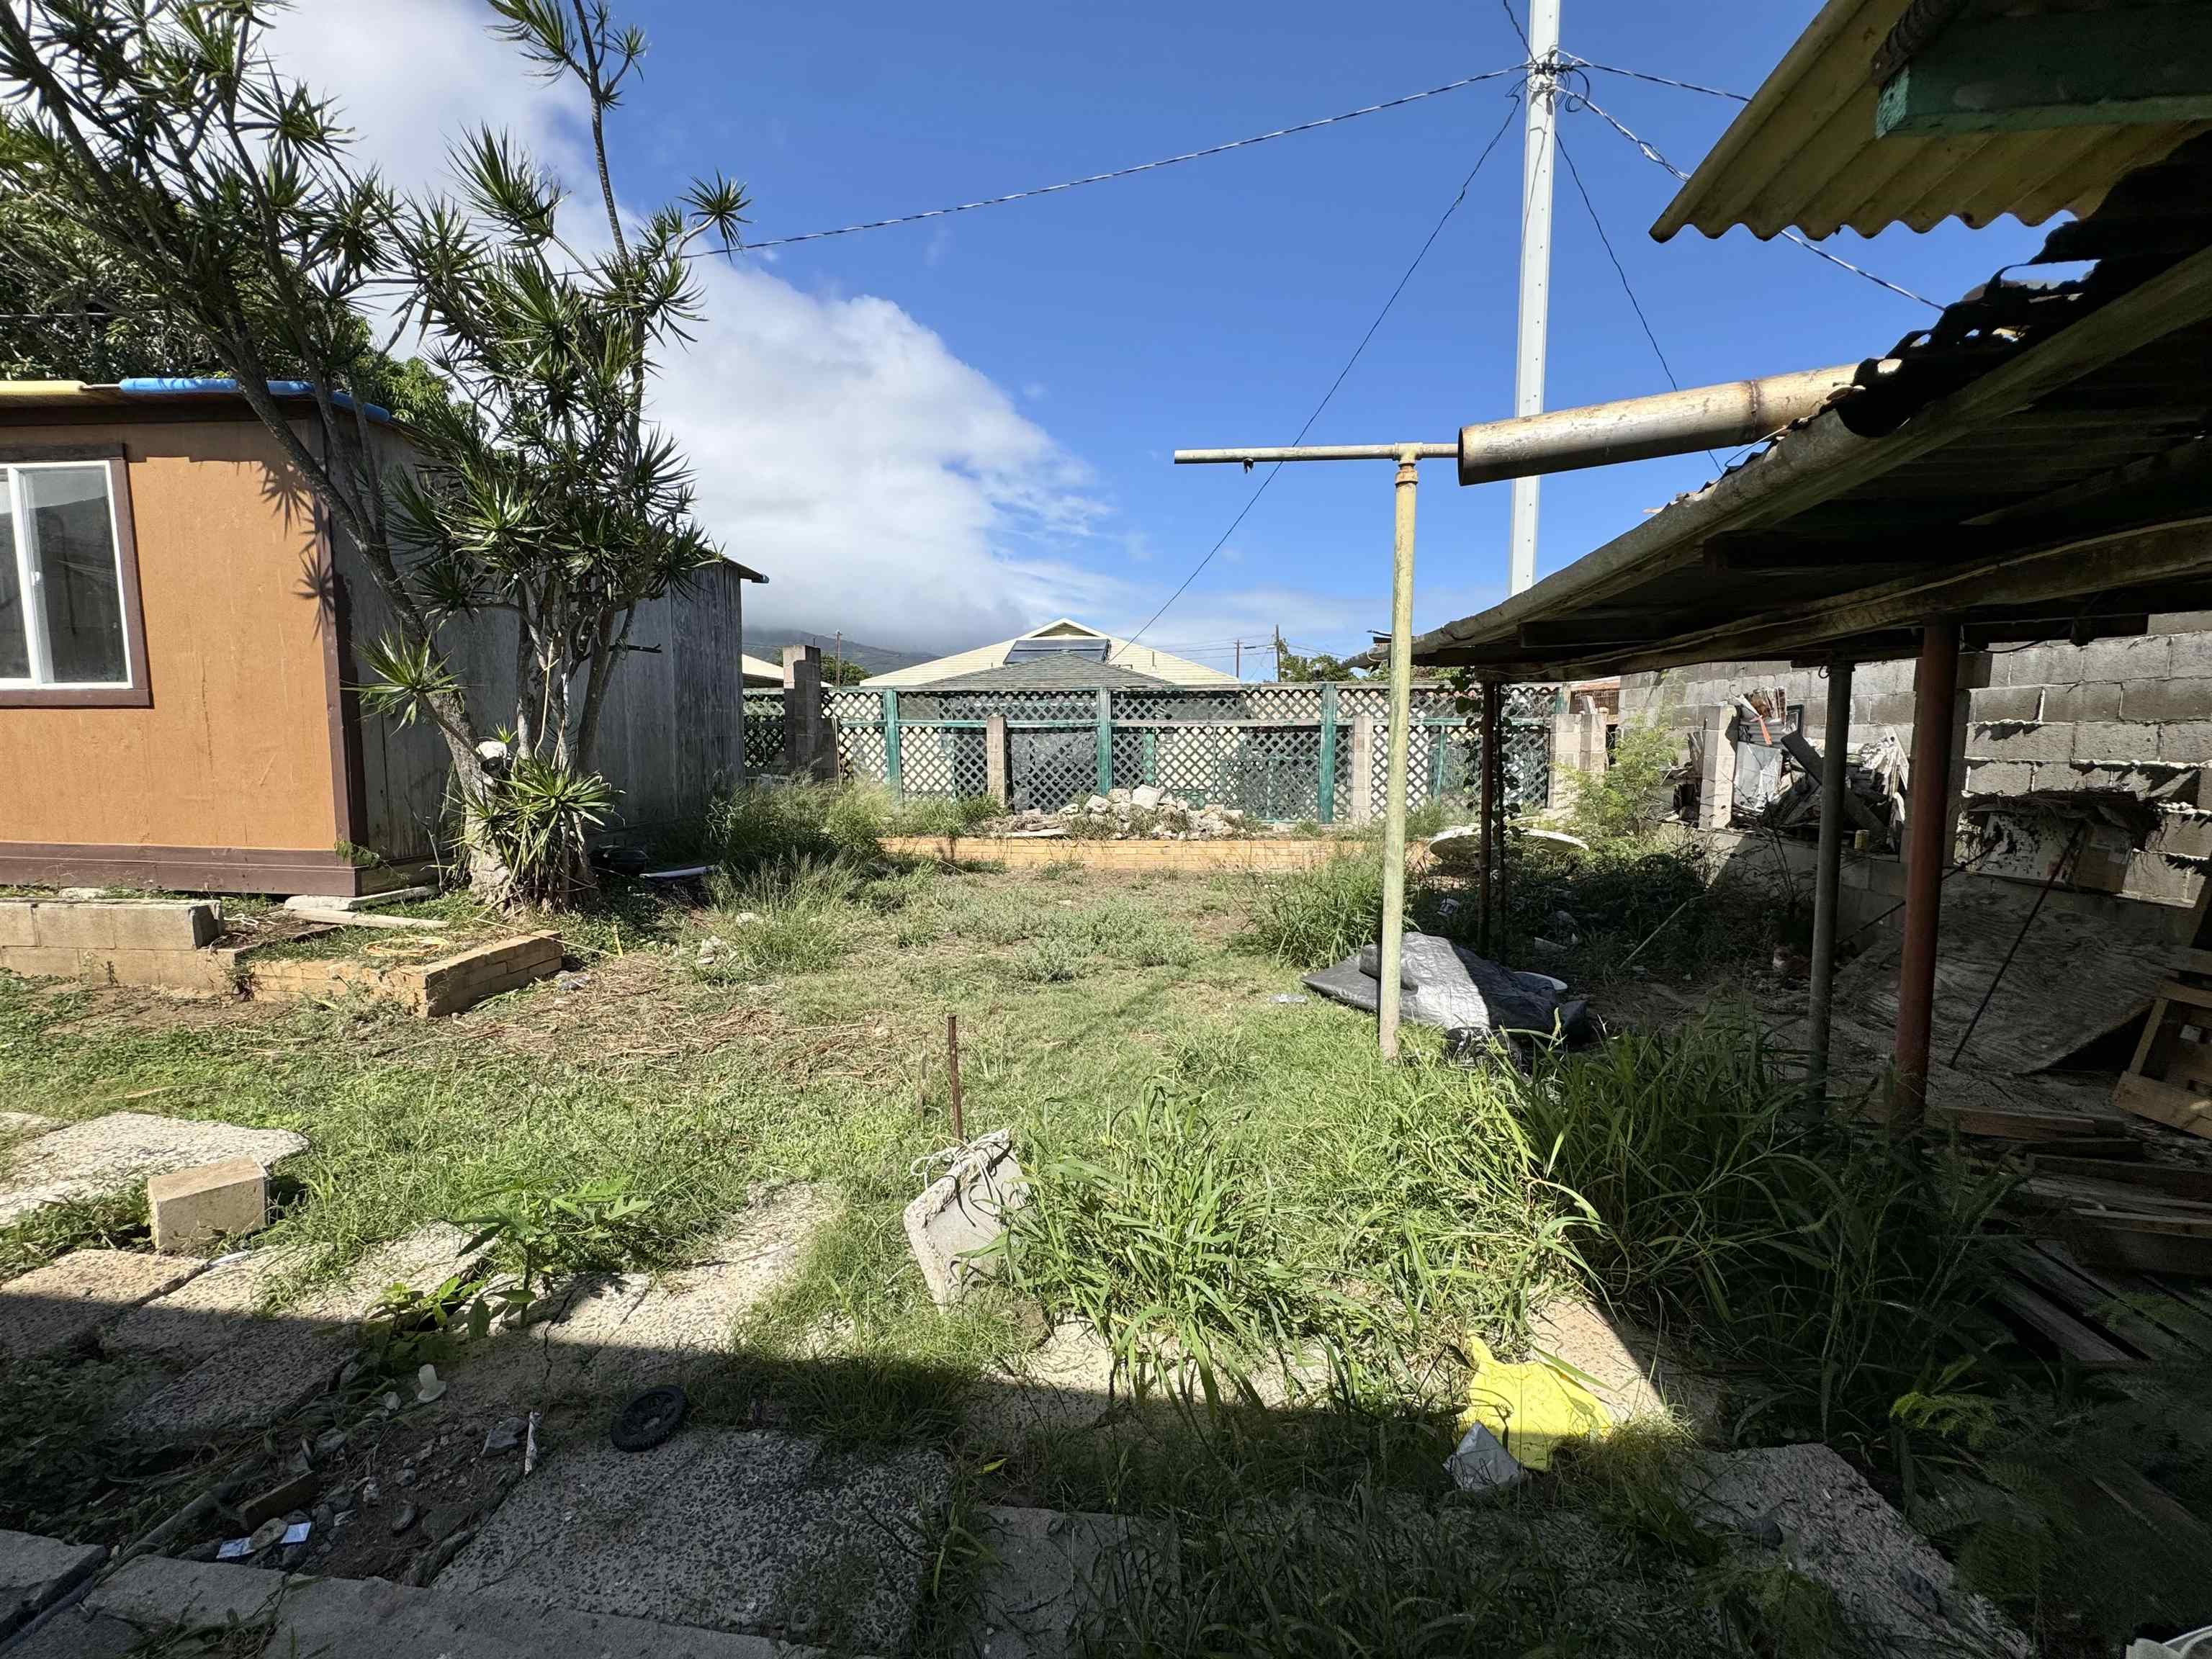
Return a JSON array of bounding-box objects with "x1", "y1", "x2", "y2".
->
[
  {"x1": 1893, "y1": 622, "x2": 1960, "y2": 1129},
  {"x1": 1378, "y1": 451, "x2": 1420, "y2": 1061},
  {"x1": 1094, "y1": 687, "x2": 1112, "y2": 796},
  {"x1": 1807, "y1": 659, "x2": 1853, "y2": 1097},
  {"x1": 1317, "y1": 680, "x2": 1339, "y2": 824},
  {"x1": 881, "y1": 688, "x2": 903, "y2": 801}
]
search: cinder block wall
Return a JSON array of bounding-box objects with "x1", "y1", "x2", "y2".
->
[{"x1": 1617, "y1": 612, "x2": 2212, "y2": 914}]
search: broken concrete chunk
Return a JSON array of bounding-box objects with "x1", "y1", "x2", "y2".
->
[
  {"x1": 0, "y1": 1528, "x2": 107, "y2": 1639},
  {"x1": 904, "y1": 1130, "x2": 1029, "y2": 1307},
  {"x1": 968, "y1": 1506, "x2": 1172, "y2": 1659},
  {"x1": 148, "y1": 1156, "x2": 267, "y2": 1254},
  {"x1": 1687, "y1": 1444, "x2": 2028, "y2": 1658},
  {"x1": 0, "y1": 1250, "x2": 205, "y2": 1363},
  {"x1": 1129, "y1": 784, "x2": 1163, "y2": 811},
  {"x1": 0, "y1": 1114, "x2": 305, "y2": 1228}
]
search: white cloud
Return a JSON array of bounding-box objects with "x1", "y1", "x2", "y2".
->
[{"x1": 266, "y1": 0, "x2": 1108, "y2": 654}]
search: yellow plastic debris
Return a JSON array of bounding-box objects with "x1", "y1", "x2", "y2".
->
[{"x1": 1457, "y1": 1336, "x2": 1611, "y2": 1470}]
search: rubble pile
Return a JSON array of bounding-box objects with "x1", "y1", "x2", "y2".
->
[{"x1": 996, "y1": 785, "x2": 1258, "y2": 840}]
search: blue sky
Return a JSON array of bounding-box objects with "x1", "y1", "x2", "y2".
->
[{"x1": 279, "y1": 1, "x2": 2053, "y2": 674}]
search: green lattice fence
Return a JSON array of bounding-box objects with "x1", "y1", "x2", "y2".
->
[
  {"x1": 742, "y1": 690, "x2": 785, "y2": 773},
  {"x1": 820, "y1": 681, "x2": 1555, "y2": 822}
]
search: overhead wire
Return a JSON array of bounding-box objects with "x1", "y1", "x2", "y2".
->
[
  {"x1": 1561, "y1": 58, "x2": 1748, "y2": 102},
  {"x1": 1553, "y1": 127, "x2": 1722, "y2": 475},
  {"x1": 739, "y1": 68, "x2": 1527, "y2": 253},
  {"x1": 1115, "y1": 92, "x2": 1526, "y2": 659},
  {"x1": 1563, "y1": 88, "x2": 1941, "y2": 310}
]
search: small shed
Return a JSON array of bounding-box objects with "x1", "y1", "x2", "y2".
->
[{"x1": 0, "y1": 380, "x2": 765, "y2": 896}]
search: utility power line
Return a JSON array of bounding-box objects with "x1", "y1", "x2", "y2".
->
[
  {"x1": 1554, "y1": 128, "x2": 1722, "y2": 475},
  {"x1": 1115, "y1": 92, "x2": 1526, "y2": 658},
  {"x1": 1565, "y1": 91, "x2": 1941, "y2": 310},
  {"x1": 739, "y1": 68, "x2": 1527, "y2": 253},
  {"x1": 1563, "y1": 58, "x2": 1749, "y2": 102}
]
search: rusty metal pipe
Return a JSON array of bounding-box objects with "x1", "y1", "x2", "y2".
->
[
  {"x1": 1174, "y1": 442, "x2": 1455, "y2": 464},
  {"x1": 1892, "y1": 619, "x2": 1959, "y2": 1130},
  {"x1": 1455, "y1": 363, "x2": 1881, "y2": 486}
]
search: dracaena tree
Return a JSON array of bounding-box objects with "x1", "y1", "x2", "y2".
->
[{"x1": 0, "y1": 0, "x2": 747, "y2": 905}]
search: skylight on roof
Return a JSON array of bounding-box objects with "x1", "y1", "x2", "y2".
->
[{"x1": 1006, "y1": 637, "x2": 1110, "y2": 662}]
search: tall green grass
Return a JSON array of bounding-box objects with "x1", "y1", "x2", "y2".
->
[{"x1": 1508, "y1": 1014, "x2": 2008, "y2": 1452}]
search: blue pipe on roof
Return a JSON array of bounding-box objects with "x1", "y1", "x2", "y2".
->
[{"x1": 117, "y1": 377, "x2": 392, "y2": 423}]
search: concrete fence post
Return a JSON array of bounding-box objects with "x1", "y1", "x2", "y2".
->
[
  {"x1": 882, "y1": 689, "x2": 904, "y2": 799},
  {"x1": 1094, "y1": 688, "x2": 1112, "y2": 796},
  {"x1": 1349, "y1": 714, "x2": 1375, "y2": 824},
  {"x1": 1317, "y1": 680, "x2": 1339, "y2": 824},
  {"x1": 781, "y1": 645, "x2": 835, "y2": 781},
  {"x1": 1695, "y1": 704, "x2": 1737, "y2": 831},
  {"x1": 985, "y1": 714, "x2": 1010, "y2": 807},
  {"x1": 1548, "y1": 695, "x2": 1578, "y2": 809}
]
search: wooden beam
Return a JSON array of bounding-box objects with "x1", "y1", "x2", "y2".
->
[{"x1": 1875, "y1": 8, "x2": 2212, "y2": 138}]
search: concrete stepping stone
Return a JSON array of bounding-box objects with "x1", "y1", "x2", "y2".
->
[
  {"x1": 966, "y1": 1506, "x2": 1169, "y2": 1659},
  {"x1": 13, "y1": 1552, "x2": 813, "y2": 1658},
  {"x1": 1530, "y1": 1295, "x2": 1721, "y2": 1434},
  {"x1": 0, "y1": 1113, "x2": 305, "y2": 1227},
  {"x1": 453, "y1": 1184, "x2": 831, "y2": 1406},
  {"x1": 114, "y1": 1226, "x2": 485, "y2": 1440},
  {"x1": 436, "y1": 1426, "x2": 948, "y2": 1655},
  {"x1": 1, "y1": 1250, "x2": 205, "y2": 1363},
  {"x1": 1688, "y1": 1444, "x2": 2029, "y2": 1658},
  {"x1": 1, "y1": 1529, "x2": 107, "y2": 1640}
]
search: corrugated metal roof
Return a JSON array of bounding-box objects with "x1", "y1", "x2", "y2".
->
[
  {"x1": 1412, "y1": 137, "x2": 2212, "y2": 679},
  {"x1": 1651, "y1": 0, "x2": 2211, "y2": 242}
]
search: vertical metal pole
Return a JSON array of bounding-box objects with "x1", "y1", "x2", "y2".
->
[
  {"x1": 1893, "y1": 621, "x2": 1959, "y2": 1131},
  {"x1": 882, "y1": 688, "x2": 904, "y2": 801},
  {"x1": 1506, "y1": 0, "x2": 1562, "y2": 596},
  {"x1": 946, "y1": 1012, "x2": 965, "y2": 1143},
  {"x1": 1807, "y1": 658, "x2": 1853, "y2": 1097},
  {"x1": 1480, "y1": 681, "x2": 1501, "y2": 953},
  {"x1": 1379, "y1": 451, "x2": 1419, "y2": 1061},
  {"x1": 1094, "y1": 686, "x2": 1112, "y2": 795},
  {"x1": 1318, "y1": 680, "x2": 1339, "y2": 824}
]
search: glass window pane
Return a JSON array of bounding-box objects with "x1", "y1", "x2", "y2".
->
[
  {"x1": 0, "y1": 508, "x2": 26, "y2": 680},
  {"x1": 26, "y1": 466, "x2": 125, "y2": 684}
]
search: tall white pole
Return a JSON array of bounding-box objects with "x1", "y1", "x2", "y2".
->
[{"x1": 1507, "y1": 0, "x2": 1562, "y2": 595}]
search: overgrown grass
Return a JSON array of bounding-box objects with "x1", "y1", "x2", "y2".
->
[
  {"x1": 0, "y1": 1186, "x2": 149, "y2": 1282},
  {"x1": 1511, "y1": 1013, "x2": 2008, "y2": 1455}
]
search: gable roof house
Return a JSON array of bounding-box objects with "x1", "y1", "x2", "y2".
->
[
  {"x1": 861, "y1": 619, "x2": 1238, "y2": 688},
  {"x1": 0, "y1": 379, "x2": 765, "y2": 896}
]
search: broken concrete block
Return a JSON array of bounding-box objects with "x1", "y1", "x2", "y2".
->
[
  {"x1": 282, "y1": 886, "x2": 434, "y2": 914},
  {"x1": 437, "y1": 1429, "x2": 949, "y2": 1654},
  {"x1": 0, "y1": 1250, "x2": 205, "y2": 1362},
  {"x1": 968, "y1": 1506, "x2": 1171, "y2": 1659},
  {"x1": 1687, "y1": 1444, "x2": 2028, "y2": 1658},
  {"x1": 0, "y1": 1114, "x2": 305, "y2": 1228},
  {"x1": 1128, "y1": 784, "x2": 1163, "y2": 811},
  {"x1": 147, "y1": 1156, "x2": 266, "y2": 1254},
  {"x1": 0, "y1": 1529, "x2": 107, "y2": 1639},
  {"x1": 904, "y1": 1130, "x2": 1028, "y2": 1307}
]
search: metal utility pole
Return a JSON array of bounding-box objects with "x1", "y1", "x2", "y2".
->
[
  {"x1": 1235, "y1": 638, "x2": 1243, "y2": 679},
  {"x1": 1508, "y1": 0, "x2": 1563, "y2": 595}
]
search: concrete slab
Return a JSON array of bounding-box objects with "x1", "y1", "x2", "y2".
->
[
  {"x1": 0, "y1": 1110, "x2": 62, "y2": 1142},
  {"x1": 0, "y1": 1530, "x2": 107, "y2": 1639},
  {"x1": 437, "y1": 1427, "x2": 948, "y2": 1654},
  {"x1": 117, "y1": 1226, "x2": 484, "y2": 1440},
  {"x1": 0, "y1": 1251, "x2": 205, "y2": 1363},
  {"x1": 965, "y1": 1322, "x2": 1123, "y2": 1447},
  {"x1": 0, "y1": 1115, "x2": 306, "y2": 1227},
  {"x1": 17, "y1": 1555, "x2": 817, "y2": 1658},
  {"x1": 1530, "y1": 1296, "x2": 1721, "y2": 1435},
  {"x1": 904, "y1": 1130, "x2": 1028, "y2": 1305},
  {"x1": 451, "y1": 1185, "x2": 830, "y2": 1407},
  {"x1": 968, "y1": 1506, "x2": 1167, "y2": 1659},
  {"x1": 1688, "y1": 1444, "x2": 2029, "y2": 1658}
]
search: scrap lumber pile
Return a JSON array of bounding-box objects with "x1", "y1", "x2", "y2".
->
[{"x1": 2116, "y1": 881, "x2": 2212, "y2": 1144}]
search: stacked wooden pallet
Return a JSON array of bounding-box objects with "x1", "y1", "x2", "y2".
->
[
  {"x1": 2011, "y1": 1150, "x2": 2212, "y2": 1280},
  {"x1": 1992, "y1": 1231, "x2": 2212, "y2": 1370},
  {"x1": 2116, "y1": 884, "x2": 2212, "y2": 1142}
]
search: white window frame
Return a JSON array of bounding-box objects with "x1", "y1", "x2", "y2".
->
[{"x1": 0, "y1": 458, "x2": 135, "y2": 693}]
